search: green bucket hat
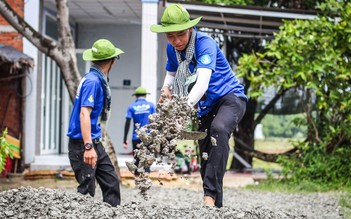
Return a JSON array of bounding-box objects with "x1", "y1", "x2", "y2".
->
[
  {"x1": 150, "y1": 4, "x2": 202, "y2": 33},
  {"x1": 132, "y1": 87, "x2": 150, "y2": 96},
  {"x1": 83, "y1": 39, "x2": 124, "y2": 61}
]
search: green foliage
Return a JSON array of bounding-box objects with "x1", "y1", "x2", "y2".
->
[
  {"x1": 255, "y1": 138, "x2": 293, "y2": 150},
  {"x1": 340, "y1": 192, "x2": 351, "y2": 218},
  {"x1": 189, "y1": 0, "x2": 252, "y2": 6},
  {"x1": 253, "y1": 158, "x2": 282, "y2": 171},
  {"x1": 260, "y1": 114, "x2": 306, "y2": 138},
  {"x1": 246, "y1": 177, "x2": 351, "y2": 193},
  {"x1": 190, "y1": 0, "x2": 324, "y2": 9},
  {"x1": 278, "y1": 144, "x2": 351, "y2": 185},
  {"x1": 0, "y1": 128, "x2": 13, "y2": 173},
  {"x1": 238, "y1": 0, "x2": 351, "y2": 185}
]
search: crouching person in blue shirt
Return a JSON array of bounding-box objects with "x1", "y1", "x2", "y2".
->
[
  {"x1": 67, "y1": 39, "x2": 124, "y2": 206},
  {"x1": 151, "y1": 4, "x2": 247, "y2": 208}
]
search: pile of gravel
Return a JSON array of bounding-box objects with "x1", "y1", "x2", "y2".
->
[
  {"x1": 126, "y1": 94, "x2": 197, "y2": 197},
  {"x1": 0, "y1": 186, "x2": 345, "y2": 218}
]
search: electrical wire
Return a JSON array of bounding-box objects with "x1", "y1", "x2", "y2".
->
[{"x1": 0, "y1": 72, "x2": 33, "y2": 98}]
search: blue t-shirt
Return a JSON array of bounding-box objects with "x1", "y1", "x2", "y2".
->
[
  {"x1": 126, "y1": 98, "x2": 156, "y2": 140},
  {"x1": 67, "y1": 68, "x2": 105, "y2": 140},
  {"x1": 166, "y1": 31, "x2": 247, "y2": 117}
]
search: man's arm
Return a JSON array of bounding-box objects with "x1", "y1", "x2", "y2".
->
[
  {"x1": 187, "y1": 68, "x2": 212, "y2": 107},
  {"x1": 123, "y1": 118, "x2": 131, "y2": 149},
  {"x1": 81, "y1": 106, "x2": 92, "y2": 143},
  {"x1": 80, "y1": 106, "x2": 97, "y2": 168},
  {"x1": 160, "y1": 71, "x2": 175, "y2": 102}
]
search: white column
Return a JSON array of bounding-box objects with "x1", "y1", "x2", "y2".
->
[
  {"x1": 23, "y1": 1, "x2": 40, "y2": 164},
  {"x1": 141, "y1": 0, "x2": 159, "y2": 104}
]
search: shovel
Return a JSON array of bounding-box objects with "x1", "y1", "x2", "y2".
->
[{"x1": 179, "y1": 130, "x2": 207, "y2": 140}]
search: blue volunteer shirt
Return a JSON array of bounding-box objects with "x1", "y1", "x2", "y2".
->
[
  {"x1": 166, "y1": 30, "x2": 247, "y2": 117},
  {"x1": 126, "y1": 98, "x2": 156, "y2": 141},
  {"x1": 67, "y1": 68, "x2": 105, "y2": 140}
]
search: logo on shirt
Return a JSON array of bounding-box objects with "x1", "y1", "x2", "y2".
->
[
  {"x1": 133, "y1": 104, "x2": 151, "y2": 114},
  {"x1": 199, "y1": 54, "x2": 211, "y2": 65},
  {"x1": 88, "y1": 95, "x2": 94, "y2": 103}
]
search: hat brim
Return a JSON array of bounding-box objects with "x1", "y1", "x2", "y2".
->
[
  {"x1": 150, "y1": 17, "x2": 202, "y2": 33},
  {"x1": 82, "y1": 48, "x2": 124, "y2": 61},
  {"x1": 132, "y1": 92, "x2": 150, "y2": 96}
]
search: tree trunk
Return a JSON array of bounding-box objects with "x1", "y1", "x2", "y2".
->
[
  {"x1": 0, "y1": 0, "x2": 120, "y2": 174},
  {"x1": 232, "y1": 98, "x2": 256, "y2": 171},
  {"x1": 54, "y1": 0, "x2": 81, "y2": 101},
  {"x1": 101, "y1": 124, "x2": 121, "y2": 180},
  {"x1": 231, "y1": 85, "x2": 289, "y2": 171},
  {"x1": 234, "y1": 136, "x2": 298, "y2": 163}
]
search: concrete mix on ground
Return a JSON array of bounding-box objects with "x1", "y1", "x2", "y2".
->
[{"x1": 0, "y1": 185, "x2": 345, "y2": 219}]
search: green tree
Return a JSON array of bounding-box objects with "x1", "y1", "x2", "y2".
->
[
  {"x1": 261, "y1": 114, "x2": 306, "y2": 138},
  {"x1": 190, "y1": 0, "x2": 326, "y2": 170},
  {"x1": 238, "y1": 0, "x2": 351, "y2": 184},
  {"x1": 0, "y1": 128, "x2": 13, "y2": 173},
  {"x1": 190, "y1": 0, "x2": 252, "y2": 5},
  {"x1": 191, "y1": 0, "x2": 324, "y2": 10}
]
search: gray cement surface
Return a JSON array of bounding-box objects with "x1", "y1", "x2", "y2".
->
[{"x1": 0, "y1": 184, "x2": 345, "y2": 219}]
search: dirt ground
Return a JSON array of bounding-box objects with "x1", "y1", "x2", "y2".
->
[
  {"x1": 0, "y1": 171, "x2": 346, "y2": 219},
  {"x1": 0, "y1": 169, "x2": 256, "y2": 191}
]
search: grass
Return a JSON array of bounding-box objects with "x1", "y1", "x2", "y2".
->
[
  {"x1": 245, "y1": 176, "x2": 351, "y2": 218},
  {"x1": 340, "y1": 193, "x2": 351, "y2": 219},
  {"x1": 253, "y1": 137, "x2": 296, "y2": 171},
  {"x1": 252, "y1": 158, "x2": 282, "y2": 171},
  {"x1": 255, "y1": 137, "x2": 295, "y2": 151},
  {"x1": 246, "y1": 178, "x2": 351, "y2": 193}
]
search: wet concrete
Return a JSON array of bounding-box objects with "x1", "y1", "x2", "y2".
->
[
  {"x1": 126, "y1": 93, "x2": 198, "y2": 198},
  {"x1": 0, "y1": 185, "x2": 345, "y2": 219}
]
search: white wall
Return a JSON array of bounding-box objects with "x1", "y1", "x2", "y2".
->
[
  {"x1": 141, "y1": 2, "x2": 158, "y2": 104},
  {"x1": 77, "y1": 23, "x2": 147, "y2": 154},
  {"x1": 23, "y1": 0, "x2": 40, "y2": 164}
]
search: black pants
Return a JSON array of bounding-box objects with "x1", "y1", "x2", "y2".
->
[
  {"x1": 198, "y1": 92, "x2": 246, "y2": 208},
  {"x1": 132, "y1": 139, "x2": 141, "y2": 154},
  {"x1": 68, "y1": 139, "x2": 121, "y2": 206},
  {"x1": 132, "y1": 139, "x2": 150, "y2": 173}
]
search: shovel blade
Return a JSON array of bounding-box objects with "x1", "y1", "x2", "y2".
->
[{"x1": 179, "y1": 130, "x2": 207, "y2": 140}]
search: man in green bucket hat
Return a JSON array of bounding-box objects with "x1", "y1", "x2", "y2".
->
[
  {"x1": 123, "y1": 87, "x2": 155, "y2": 171},
  {"x1": 67, "y1": 39, "x2": 124, "y2": 206},
  {"x1": 151, "y1": 4, "x2": 247, "y2": 208}
]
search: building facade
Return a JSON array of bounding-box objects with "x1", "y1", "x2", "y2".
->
[{"x1": 1, "y1": 0, "x2": 316, "y2": 171}]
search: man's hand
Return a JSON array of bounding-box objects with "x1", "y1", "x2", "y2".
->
[
  {"x1": 123, "y1": 141, "x2": 129, "y2": 149},
  {"x1": 84, "y1": 149, "x2": 97, "y2": 168},
  {"x1": 159, "y1": 86, "x2": 172, "y2": 103}
]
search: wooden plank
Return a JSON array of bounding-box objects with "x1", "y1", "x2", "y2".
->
[{"x1": 5, "y1": 135, "x2": 21, "y2": 159}]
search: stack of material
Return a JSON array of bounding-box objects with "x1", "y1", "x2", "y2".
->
[
  {"x1": 126, "y1": 93, "x2": 197, "y2": 198},
  {"x1": 24, "y1": 170, "x2": 75, "y2": 180}
]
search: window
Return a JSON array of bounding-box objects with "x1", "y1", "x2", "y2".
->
[{"x1": 40, "y1": 10, "x2": 75, "y2": 155}]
